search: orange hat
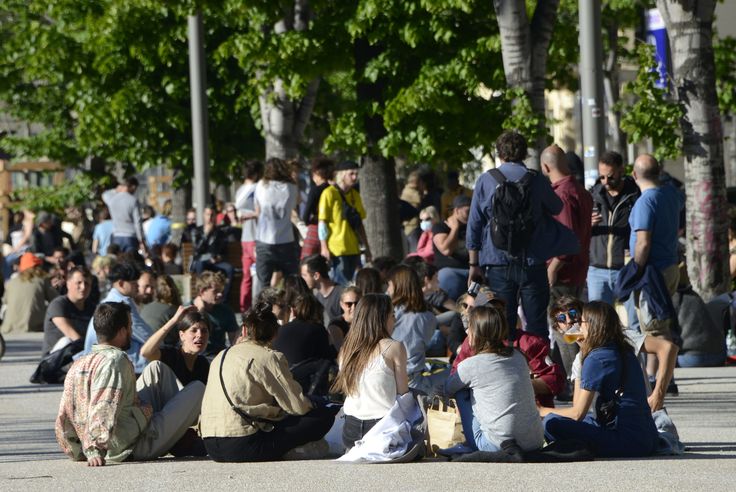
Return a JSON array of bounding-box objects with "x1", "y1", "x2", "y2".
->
[{"x1": 19, "y1": 252, "x2": 43, "y2": 272}]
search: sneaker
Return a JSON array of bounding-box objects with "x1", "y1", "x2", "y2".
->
[
  {"x1": 436, "y1": 443, "x2": 475, "y2": 457},
  {"x1": 666, "y1": 381, "x2": 679, "y2": 396},
  {"x1": 283, "y1": 439, "x2": 329, "y2": 460}
]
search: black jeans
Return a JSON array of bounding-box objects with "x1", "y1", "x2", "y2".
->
[
  {"x1": 342, "y1": 414, "x2": 381, "y2": 449},
  {"x1": 204, "y1": 405, "x2": 337, "y2": 462},
  {"x1": 255, "y1": 241, "x2": 299, "y2": 287}
]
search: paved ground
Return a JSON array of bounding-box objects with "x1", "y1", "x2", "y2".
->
[{"x1": 1, "y1": 332, "x2": 735, "y2": 491}]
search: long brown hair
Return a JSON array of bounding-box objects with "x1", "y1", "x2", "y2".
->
[
  {"x1": 263, "y1": 157, "x2": 295, "y2": 184},
  {"x1": 331, "y1": 294, "x2": 393, "y2": 396},
  {"x1": 469, "y1": 305, "x2": 513, "y2": 357},
  {"x1": 388, "y1": 265, "x2": 426, "y2": 312},
  {"x1": 580, "y1": 301, "x2": 632, "y2": 361}
]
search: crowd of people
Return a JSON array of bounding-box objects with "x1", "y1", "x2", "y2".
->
[{"x1": 1, "y1": 130, "x2": 733, "y2": 465}]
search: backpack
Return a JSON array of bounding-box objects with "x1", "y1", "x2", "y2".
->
[{"x1": 487, "y1": 168, "x2": 537, "y2": 258}]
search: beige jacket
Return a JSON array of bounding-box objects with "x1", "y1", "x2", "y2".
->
[{"x1": 199, "y1": 340, "x2": 312, "y2": 438}]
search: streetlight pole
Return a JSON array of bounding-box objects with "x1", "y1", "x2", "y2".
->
[
  {"x1": 188, "y1": 11, "x2": 210, "y2": 225},
  {"x1": 579, "y1": 0, "x2": 606, "y2": 188}
]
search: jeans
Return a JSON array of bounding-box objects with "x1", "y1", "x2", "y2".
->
[
  {"x1": 454, "y1": 388, "x2": 499, "y2": 452},
  {"x1": 437, "y1": 267, "x2": 469, "y2": 302},
  {"x1": 331, "y1": 254, "x2": 360, "y2": 286},
  {"x1": 239, "y1": 241, "x2": 256, "y2": 312},
  {"x1": 255, "y1": 241, "x2": 299, "y2": 288},
  {"x1": 112, "y1": 235, "x2": 139, "y2": 253},
  {"x1": 485, "y1": 263, "x2": 549, "y2": 340},
  {"x1": 587, "y1": 266, "x2": 640, "y2": 332},
  {"x1": 342, "y1": 414, "x2": 380, "y2": 449},
  {"x1": 191, "y1": 259, "x2": 235, "y2": 301},
  {"x1": 204, "y1": 405, "x2": 337, "y2": 462},
  {"x1": 677, "y1": 352, "x2": 726, "y2": 367}
]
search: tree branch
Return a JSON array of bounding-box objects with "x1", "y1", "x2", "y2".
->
[{"x1": 293, "y1": 78, "x2": 320, "y2": 142}]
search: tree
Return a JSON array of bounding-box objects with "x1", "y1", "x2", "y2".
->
[
  {"x1": 492, "y1": 0, "x2": 560, "y2": 169},
  {"x1": 657, "y1": 0, "x2": 729, "y2": 300}
]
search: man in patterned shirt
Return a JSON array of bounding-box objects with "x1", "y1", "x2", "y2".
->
[{"x1": 56, "y1": 302, "x2": 204, "y2": 466}]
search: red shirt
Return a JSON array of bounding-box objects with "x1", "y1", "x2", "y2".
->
[
  {"x1": 550, "y1": 175, "x2": 593, "y2": 286},
  {"x1": 451, "y1": 330, "x2": 565, "y2": 408}
]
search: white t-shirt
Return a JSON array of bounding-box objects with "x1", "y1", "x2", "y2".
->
[
  {"x1": 235, "y1": 182, "x2": 258, "y2": 242},
  {"x1": 254, "y1": 181, "x2": 297, "y2": 245}
]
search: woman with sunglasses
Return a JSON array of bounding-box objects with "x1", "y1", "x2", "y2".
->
[
  {"x1": 538, "y1": 301, "x2": 658, "y2": 457},
  {"x1": 327, "y1": 286, "x2": 361, "y2": 352},
  {"x1": 549, "y1": 296, "x2": 583, "y2": 392}
]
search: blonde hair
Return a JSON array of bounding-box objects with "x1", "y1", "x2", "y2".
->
[{"x1": 420, "y1": 205, "x2": 439, "y2": 223}]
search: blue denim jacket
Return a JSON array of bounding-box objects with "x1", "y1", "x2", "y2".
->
[
  {"x1": 78, "y1": 288, "x2": 153, "y2": 374},
  {"x1": 466, "y1": 162, "x2": 579, "y2": 266},
  {"x1": 391, "y1": 305, "x2": 437, "y2": 379}
]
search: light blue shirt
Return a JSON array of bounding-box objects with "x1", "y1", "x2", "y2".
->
[
  {"x1": 93, "y1": 220, "x2": 114, "y2": 256},
  {"x1": 78, "y1": 288, "x2": 153, "y2": 374},
  {"x1": 629, "y1": 185, "x2": 683, "y2": 270},
  {"x1": 145, "y1": 215, "x2": 171, "y2": 248}
]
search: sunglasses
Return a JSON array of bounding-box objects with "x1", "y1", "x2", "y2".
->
[
  {"x1": 460, "y1": 302, "x2": 470, "y2": 310},
  {"x1": 343, "y1": 301, "x2": 358, "y2": 308},
  {"x1": 555, "y1": 309, "x2": 579, "y2": 323}
]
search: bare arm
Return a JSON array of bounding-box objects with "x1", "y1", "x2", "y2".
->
[
  {"x1": 140, "y1": 305, "x2": 194, "y2": 361},
  {"x1": 634, "y1": 229, "x2": 652, "y2": 267},
  {"x1": 386, "y1": 340, "x2": 410, "y2": 395},
  {"x1": 539, "y1": 386, "x2": 595, "y2": 421},
  {"x1": 52, "y1": 317, "x2": 83, "y2": 341},
  {"x1": 432, "y1": 226, "x2": 459, "y2": 256},
  {"x1": 547, "y1": 257, "x2": 563, "y2": 287},
  {"x1": 643, "y1": 335, "x2": 678, "y2": 412}
]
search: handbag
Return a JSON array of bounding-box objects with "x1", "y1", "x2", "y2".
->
[
  {"x1": 334, "y1": 186, "x2": 363, "y2": 232},
  {"x1": 426, "y1": 396, "x2": 465, "y2": 455},
  {"x1": 596, "y1": 350, "x2": 627, "y2": 428}
]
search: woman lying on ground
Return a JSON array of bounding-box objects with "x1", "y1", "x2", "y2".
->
[
  {"x1": 443, "y1": 305, "x2": 544, "y2": 453},
  {"x1": 332, "y1": 294, "x2": 409, "y2": 450},
  {"x1": 538, "y1": 301, "x2": 659, "y2": 457},
  {"x1": 140, "y1": 306, "x2": 210, "y2": 385},
  {"x1": 200, "y1": 302, "x2": 337, "y2": 462}
]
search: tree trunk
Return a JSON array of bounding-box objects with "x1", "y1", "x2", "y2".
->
[
  {"x1": 259, "y1": 1, "x2": 319, "y2": 160},
  {"x1": 354, "y1": 38, "x2": 403, "y2": 260},
  {"x1": 494, "y1": 0, "x2": 560, "y2": 169},
  {"x1": 657, "y1": 0, "x2": 729, "y2": 300}
]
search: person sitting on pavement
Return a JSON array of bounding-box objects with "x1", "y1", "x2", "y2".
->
[
  {"x1": 539, "y1": 301, "x2": 659, "y2": 458},
  {"x1": 200, "y1": 302, "x2": 338, "y2": 462},
  {"x1": 387, "y1": 264, "x2": 440, "y2": 394},
  {"x1": 432, "y1": 195, "x2": 471, "y2": 301},
  {"x1": 1, "y1": 252, "x2": 59, "y2": 336},
  {"x1": 272, "y1": 293, "x2": 335, "y2": 368},
  {"x1": 326, "y1": 286, "x2": 362, "y2": 352},
  {"x1": 160, "y1": 243, "x2": 183, "y2": 275},
  {"x1": 442, "y1": 305, "x2": 544, "y2": 455},
  {"x1": 354, "y1": 266, "x2": 383, "y2": 294},
  {"x1": 42, "y1": 266, "x2": 95, "y2": 356},
  {"x1": 189, "y1": 204, "x2": 235, "y2": 301},
  {"x1": 140, "y1": 306, "x2": 210, "y2": 385},
  {"x1": 56, "y1": 302, "x2": 205, "y2": 466},
  {"x1": 301, "y1": 254, "x2": 343, "y2": 326},
  {"x1": 333, "y1": 293, "x2": 409, "y2": 450},
  {"x1": 190, "y1": 271, "x2": 238, "y2": 357},
  {"x1": 141, "y1": 274, "x2": 181, "y2": 344},
  {"x1": 80, "y1": 262, "x2": 153, "y2": 375}
]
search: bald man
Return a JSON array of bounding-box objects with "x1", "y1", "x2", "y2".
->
[
  {"x1": 626, "y1": 153, "x2": 683, "y2": 398},
  {"x1": 540, "y1": 145, "x2": 593, "y2": 386}
]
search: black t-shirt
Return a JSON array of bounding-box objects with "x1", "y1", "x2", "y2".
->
[
  {"x1": 272, "y1": 320, "x2": 336, "y2": 366},
  {"x1": 301, "y1": 182, "x2": 329, "y2": 225},
  {"x1": 328, "y1": 317, "x2": 350, "y2": 336},
  {"x1": 159, "y1": 346, "x2": 210, "y2": 385},
  {"x1": 42, "y1": 296, "x2": 95, "y2": 355},
  {"x1": 431, "y1": 222, "x2": 469, "y2": 269}
]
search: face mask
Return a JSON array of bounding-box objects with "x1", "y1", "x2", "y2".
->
[{"x1": 420, "y1": 220, "x2": 432, "y2": 232}]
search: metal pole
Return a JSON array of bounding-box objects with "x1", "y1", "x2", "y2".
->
[
  {"x1": 188, "y1": 12, "x2": 210, "y2": 225},
  {"x1": 579, "y1": 0, "x2": 605, "y2": 189}
]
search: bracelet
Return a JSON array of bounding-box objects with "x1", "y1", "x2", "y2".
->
[{"x1": 468, "y1": 262, "x2": 479, "y2": 267}]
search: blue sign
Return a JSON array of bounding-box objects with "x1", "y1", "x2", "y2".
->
[{"x1": 646, "y1": 9, "x2": 670, "y2": 90}]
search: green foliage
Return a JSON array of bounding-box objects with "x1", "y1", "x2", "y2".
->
[
  {"x1": 617, "y1": 43, "x2": 684, "y2": 161},
  {"x1": 714, "y1": 35, "x2": 736, "y2": 116},
  {"x1": 12, "y1": 174, "x2": 101, "y2": 215},
  {"x1": 502, "y1": 87, "x2": 549, "y2": 144}
]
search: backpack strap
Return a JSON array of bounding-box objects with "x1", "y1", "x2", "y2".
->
[{"x1": 488, "y1": 168, "x2": 507, "y2": 185}]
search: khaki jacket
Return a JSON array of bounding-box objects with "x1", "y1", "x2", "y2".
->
[{"x1": 199, "y1": 341, "x2": 312, "y2": 438}]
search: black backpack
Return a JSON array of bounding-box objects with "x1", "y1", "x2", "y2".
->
[{"x1": 488, "y1": 168, "x2": 537, "y2": 258}]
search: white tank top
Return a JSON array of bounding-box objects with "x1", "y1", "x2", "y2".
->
[{"x1": 343, "y1": 342, "x2": 397, "y2": 420}]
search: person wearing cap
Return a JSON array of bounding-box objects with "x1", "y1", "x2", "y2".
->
[
  {"x1": 79, "y1": 262, "x2": 154, "y2": 374},
  {"x1": 431, "y1": 194, "x2": 472, "y2": 301},
  {"x1": 317, "y1": 160, "x2": 371, "y2": 285},
  {"x1": 1, "y1": 252, "x2": 59, "y2": 335},
  {"x1": 440, "y1": 171, "x2": 472, "y2": 220}
]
